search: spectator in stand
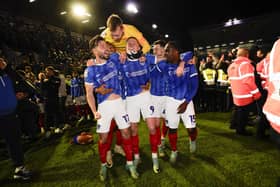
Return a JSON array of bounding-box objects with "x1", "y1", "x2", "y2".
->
[
  {"x1": 57, "y1": 72, "x2": 68, "y2": 129},
  {"x1": 36, "y1": 72, "x2": 46, "y2": 133},
  {"x1": 24, "y1": 65, "x2": 35, "y2": 83},
  {"x1": 71, "y1": 70, "x2": 87, "y2": 125}
]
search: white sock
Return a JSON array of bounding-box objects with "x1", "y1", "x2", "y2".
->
[
  {"x1": 134, "y1": 154, "x2": 140, "y2": 160},
  {"x1": 101, "y1": 163, "x2": 107, "y2": 167},
  {"x1": 152, "y1": 153, "x2": 158, "y2": 159}
]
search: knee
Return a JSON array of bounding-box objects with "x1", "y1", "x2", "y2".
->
[
  {"x1": 148, "y1": 126, "x2": 156, "y2": 134},
  {"x1": 187, "y1": 127, "x2": 197, "y2": 135},
  {"x1": 131, "y1": 124, "x2": 138, "y2": 136},
  {"x1": 169, "y1": 128, "x2": 177, "y2": 134},
  {"x1": 99, "y1": 135, "x2": 108, "y2": 144},
  {"x1": 121, "y1": 128, "x2": 131, "y2": 139}
]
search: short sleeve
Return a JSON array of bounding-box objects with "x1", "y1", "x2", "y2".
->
[{"x1": 84, "y1": 67, "x2": 95, "y2": 87}]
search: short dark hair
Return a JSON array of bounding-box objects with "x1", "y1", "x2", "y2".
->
[
  {"x1": 89, "y1": 35, "x2": 104, "y2": 50},
  {"x1": 106, "y1": 14, "x2": 123, "y2": 32},
  {"x1": 166, "y1": 41, "x2": 182, "y2": 52},
  {"x1": 45, "y1": 66, "x2": 55, "y2": 72},
  {"x1": 153, "y1": 40, "x2": 167, "y2": 48}
]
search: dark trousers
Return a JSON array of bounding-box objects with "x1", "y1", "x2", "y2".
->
[
  {"x1": 44, "y1": 99, "x2": 60, "y2": 130},
  {"x1": 216, "y1": 86, "x2": 229, "y2": 112},
  {"x1": 58, "y1": 96, "x2": 67, "y2": 125},
  {"x1": 0, "y1": 113, "x2": 24, "y2": 167},
  {"x1": 256, "y1": 90, "x2": 270, "y2": 137},
  {"x1": 234, "y1": 102, "x2": 257, "y2": 133},
  {"x1": 17, "y1": 99, "x2": 39, "y2": 138},
  {"x1": 203, "y1": 86, "x2": 216, "y2": 112}
]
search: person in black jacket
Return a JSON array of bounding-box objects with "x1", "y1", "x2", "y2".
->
[
  {"x1": 0, "y1": 58, "x2": 32, "y2": 180},
  {"x1": 40, "y1": 66, "x2": 61, "y2": 136},
  {"x1": 13, "y1": 69, "x2": 40, "y2": 141}
]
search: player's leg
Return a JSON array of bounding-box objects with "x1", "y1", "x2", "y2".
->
[
  {"x1": 142, "y1": 93, "x2": 160, "y2": 173},
  {"x1": 114, "y1": 98, "x2": 139, "y2": 179},
  {"x1": 126, "y1": 95, "x2": 141, "y2": 166},
  {"x1": 181, "y1": 101, "x2": 197, "y2": 153},
  {"x1": 165, "y1": 97, "x2": 181, "y2": 163},
  {"x1": 96, "y1": 101, "x2": 114, "y2": 181}
]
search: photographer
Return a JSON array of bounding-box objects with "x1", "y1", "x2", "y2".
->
[{"x1": 0, "y1": 58, "x2": 32, "y2": 180}]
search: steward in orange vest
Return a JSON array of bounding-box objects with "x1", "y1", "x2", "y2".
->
[
  {"x1": 256, "y1": 53, "x2": 270, "y2": 90},
  {"x1": 227, "y1": 48, "x2": 261, "y2": 135},
  {"x1": 263, "y1": 39, "x2": 280, "y2": 134}
]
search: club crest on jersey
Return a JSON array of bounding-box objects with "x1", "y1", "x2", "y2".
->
[
  {"x1": 168, "y1": 70, "x2": 177, "y2": 76},
  {"x1": 184, "y1": 67, "x2": 190, "y2": 73},
  {"x1": 107, "y1": 61, "x2": 115, "y2": 68},
  {"x1": 84, "y1": 69, "x2": 88, "y2": 78}
]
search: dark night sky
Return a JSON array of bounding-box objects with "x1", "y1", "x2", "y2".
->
[{"x1": 0, "y1": 0, "x2": 279, "y2": 47}]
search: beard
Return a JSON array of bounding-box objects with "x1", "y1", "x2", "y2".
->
[
  {"x1": 100, "y1": 50, "x2": 110, "y2": 60},
  {"x1": 100, "y1": 54, "x2": 109, "y2": 60}
]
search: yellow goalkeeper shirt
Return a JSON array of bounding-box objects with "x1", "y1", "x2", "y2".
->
[{"x1": 101, "y1": 24, "x2": 151, "y2": 54}]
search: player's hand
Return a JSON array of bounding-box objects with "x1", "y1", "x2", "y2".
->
[
  {"x1": 119, "y1": 52, "x2": 127, "y2": 64},
  {"x1": 176, "y1": 61, "x2": 184, "y2": 77},
  {"x1": 87, "y1": 59, "x2": 95, "y2": 67},
  {"x1": 0, "y1": 58, "x2": 7, "y2": 70},
  {"x1": 177, "y1": 101, "x2": 188, "y2": 114},
  {"x1": 95, "y1": 84, "x2": 113, "y2": 95},
  {"x1": 141, "y1": 82, "x2": 150, "y2": 90},
  {"x1": 93, "y1": 111, "x2": 101, "y2": 120},
  {"x1": 139, "y1": 55, "x2": 146, "y2": 63},
  {"x1": 188, "y1": 58, "x2": 195, "y2": 64}
]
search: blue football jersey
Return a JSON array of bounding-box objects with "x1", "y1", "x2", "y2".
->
[
  {"x1": 149, "y1": 59, "x2": 168, "y2": 96},
  {"x1": 121, "y1": 55, "x2": 155, "y2": 97},
  {"x1": 84, "y1": 54, "x2": 122, "y2": 104},
  {"x1": 184, "y1": 64, "x2": 199, "y2": 102},
  {"x1": 71, "y1": 77, "x2": 84, "y2": 97},
  {"x1": 165, "y1": 63, "x2": 198, "y2": 102}
]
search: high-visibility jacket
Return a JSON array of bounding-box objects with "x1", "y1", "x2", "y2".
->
[
  {"x1": 217, "y1": 69, "x2": 229, "y2": 86},
  {"x1": 263, "y1": 39, "x2": 280, "y2": 133},
  {"x1": 256, "y1": 55, "x2": 270, "y2": 90},
  {"x1": 202, "y1": 68, "x2": 216, "y2": 85},
  {"x1": 101, "y1": 24, "x2": 151, "y2": 53},
  {"x1": 227, "y1": 56, "x2": 261, "y2": 106}
]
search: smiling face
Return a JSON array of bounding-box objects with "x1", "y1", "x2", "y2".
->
[
  {"x1": 126, "y1": 37, "x2": 141, "y2": 54},
  {"x1": 93, "y1": 40, "x2": 110, "y2": 60},
  {"x1": 153, "y1": 44, "x2": 165, "y2": 58},
  {"x1": 110, "y1": 25, "x2": 124, "y2": 42},
  {"x1": 164, "y1": 42, "x2": 180, "y2": 64}
]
